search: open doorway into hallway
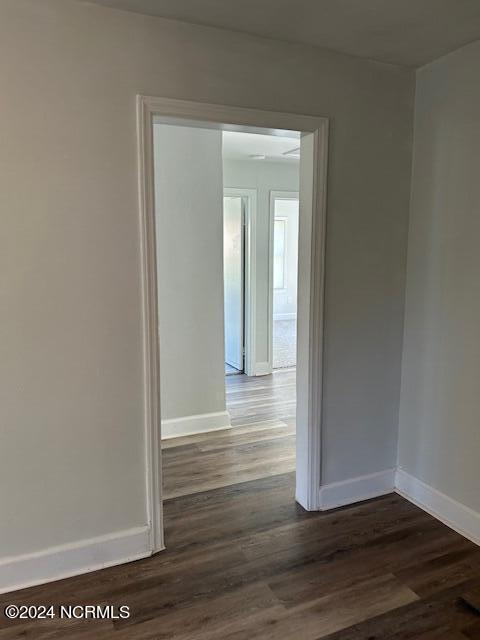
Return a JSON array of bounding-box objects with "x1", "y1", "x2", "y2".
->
[
  {"x1": 222, "y1": 131, "x2": 300, "y2": 378},
  {"x1": 157, "y1": 124, "x2": 299, "y2": 502},
  {"x1": 271, "y1": 192, "x2": 299, "y2": 370}
]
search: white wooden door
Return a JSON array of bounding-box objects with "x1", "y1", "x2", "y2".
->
[{"x1": 223, "y1": 196, "x2": 244, "y2": 371}]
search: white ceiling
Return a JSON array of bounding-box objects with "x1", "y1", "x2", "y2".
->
[
  {"x1": 82, "y1": 0, "x2": 480, "y2": 67},
  {"x1": 222, "y1": 131, "x2": 300, "y2": 163}
]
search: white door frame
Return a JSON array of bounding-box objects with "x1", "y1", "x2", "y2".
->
[
  {"x1": 268, "y1": 190, "x2": 300, "y2": 373},
  {"x1": 137, "y1": 95, "x2": 329, "y2": 552},
  {"x1": 224, "y1": 187, "x2": 257, "y2": 377}
]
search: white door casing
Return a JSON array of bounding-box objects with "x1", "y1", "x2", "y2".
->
[{"x1": 137, "y1": 96, "x2": 329, "y2": 550}]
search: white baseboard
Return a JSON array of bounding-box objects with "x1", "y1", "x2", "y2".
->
[
  {"x1": 274, "y1": 313, "x2": 297, "y2": 321},
  {"x1": 161, "y1": 410, "x2": 231, "y2": 439},
  {"x1": 318, "y1": 468, "x2": 479, "y2": 547},
  {"x1": 0, "y1": 526, "x2": 152, "y2": 595},
  {"x1": 254, "y1": 362, "x2": 272, "y2": 376},
  {"x1": 395, "y1": 469, "x2": 480, "y2": 546},
  {"x1": 319, "y1": 469, "x2": 396, "y2": 511}
]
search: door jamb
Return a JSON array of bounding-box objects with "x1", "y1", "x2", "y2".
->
[{"x1": 137, "y1": 96, "x2": 329, "y2": 552}]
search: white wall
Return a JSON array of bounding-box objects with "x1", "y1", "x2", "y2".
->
[
  {"x1": 223, "y1": 159, "x2": 300, "y2": 367},
  {"x1": 0, "y1": 0, "x2": 413, "y2": 582},
  {"x1": 398, "y1": 40, "x2": 480, "y2": 514},
  {"x1": 154, "y1": 124, "x2": 226, "y2": 422}
]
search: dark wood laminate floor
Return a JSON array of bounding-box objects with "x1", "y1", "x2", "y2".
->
[{"x1": 2, "y1": 369, "x2": 480, "y2": 639}]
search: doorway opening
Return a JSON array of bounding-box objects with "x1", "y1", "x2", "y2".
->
[
  {"x1": 222, "y1": 131, "x2": 300, "y2": 380},
  {"x1": 155, "y1": 124, "x2": 299, "y2": 503},
  {"x1": 271, "y1": 192, "x2": 299, "y2": 370},
  {"x1": 220, "y1": 130, "x2": 300, "y2": 508},
  {"x1": 137, "y1": 96, "x2": 328, "y2": 551}
]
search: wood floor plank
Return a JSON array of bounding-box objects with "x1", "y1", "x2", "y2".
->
[
  {"x1": 161, "y1": 574, "x2": 418, "y2": 640},
  {"x1": 317, "y1": 579, "x2": 480, "y2": 640},
  {"x1": 161, "y1": 419, "x2": 292, "y2": 450},
  {"x1": 395, "y1": 548, "x2": 480, "y2": 598}
]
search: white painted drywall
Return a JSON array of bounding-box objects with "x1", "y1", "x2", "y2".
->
[
  {"x1": 0, "y1": 0, "x2": 413, "y2": 565},
  {"x1": 222, "y1": 160, "x2": 300, "y2": 367},
  {"x1": 398, "y1": 40, "x2": 480, "y2": 513},
  {"x1": 154, "y1": 124, "x2": 226, "y2": 422}
]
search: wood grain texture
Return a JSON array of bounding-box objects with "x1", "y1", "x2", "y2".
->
[
  {"x1": 162, "y1": 369, "x2": 296, "y2": 499},
  {"x1": 1, "y1": 370, "x2": 479, "y2": 639}
]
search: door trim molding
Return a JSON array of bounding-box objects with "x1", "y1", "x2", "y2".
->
[
  {"x1": 137, "y1": 96, "x2": 164, "y2": 553},
  {"x1": 137, "y1": 96, "x2": 329, "y2": 550},
  {"x1": 224, "y1": 187, "x2": 257, "y2": 377}
]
